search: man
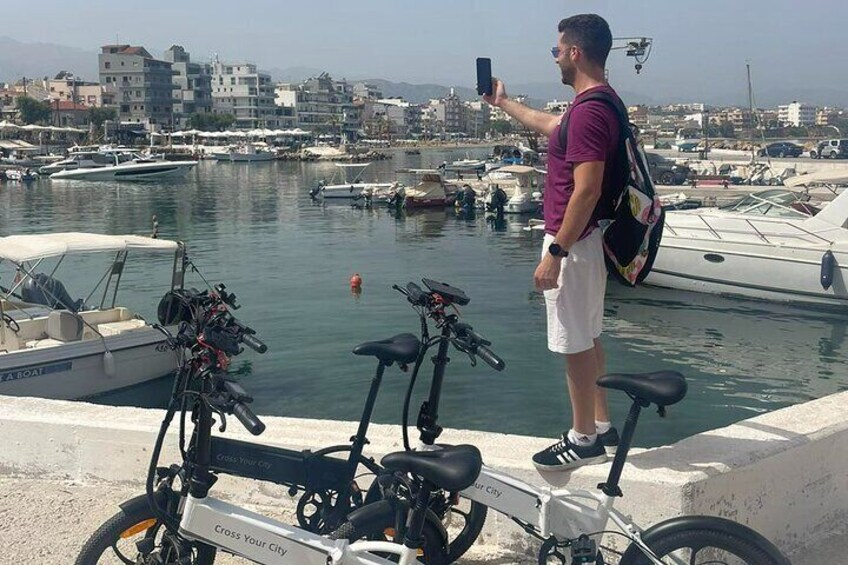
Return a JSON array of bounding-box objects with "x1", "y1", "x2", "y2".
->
[{"x1": 483, "y1": 13, "x2": 625, "y2": 471}]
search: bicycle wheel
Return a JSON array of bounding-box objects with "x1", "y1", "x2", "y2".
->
[
  {"x1": 364, "y1": 480, "x2": 487, "y2": 562},
  {"x1": 329, "y1": 504, "x2": 449, "y2": 565},
  {"x1": 75, "y1": 493, "x2": 217, "y2": 565},
  {"x1": 619, "y1": 525, "x2": 788, "y2": 565},
  {"x1": 433, "y1": 492, "x2": 487, "y2": 561}
]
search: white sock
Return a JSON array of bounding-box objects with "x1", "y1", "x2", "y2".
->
[
  {"x1": 567, "y1": 428, "x2": 597, "y2": 447},
  {"x1": 595, "y1": 420, "x2": 612, "y2": 434}
]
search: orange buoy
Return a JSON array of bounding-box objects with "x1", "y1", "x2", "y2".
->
[{"x1": 350, "y1": 273, "x2": 362, "y2": 288}]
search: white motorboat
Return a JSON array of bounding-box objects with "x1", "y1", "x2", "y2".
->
[
  {"x1": 213, "y1": 142, "x2": 275, "y2": 162},
  {"x1": 782, "y1": 169, "x2": 848, "y2": 188},
  {"x1": 442, "y1": 155, "x2": 487, "y2": 173},
  {"x1": 485, "y1": 164, "x2": 544, "y2": 214},
  {"x1": 646, "y1": 188, "x2": 848, "y2": 308},
  {"x1": 392, "y1": 169, "x2": 458, "y2": 209},
  {"x1": 49, "y1": 151, "x2": 197, "y2": 180},
  {"x1": 3, "y1": 168, "x2": 39, "y2": 182},
  {"x1": 310, "y1": 162, "x2": 396, "y2": 199},
  {"x1": 38, "y1": 145, "x2": 134, "y2": 175},
  {"x1": 0, "y1": 233, "x2": 188, "y2": 400}
]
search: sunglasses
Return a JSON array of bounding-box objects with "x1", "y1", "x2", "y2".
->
[{"x1": 551, "y1": 45, "x2": 576, "y2": 59}]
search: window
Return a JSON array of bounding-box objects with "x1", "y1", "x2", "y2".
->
[
  {"x1": 105, "y1": 62, "x2": 111, "y2": 69},
  {"x1": 121, "y1": 61, "x2": 125, "y2": 66},
  {"x1": 136, "y1": 90, "x2": 141, "y2": 97},
  {"x1": 121, "y1": 104, "x2": 130, "y2": 113}
]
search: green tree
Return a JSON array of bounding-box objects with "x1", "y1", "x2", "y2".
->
[
  {"x1": 488, "y1": 120, "x2": 513, "y2": 136},
  {"x1": 16, "y1": 96, "x2": 52, "y2": 124},
  {"x1": 718, "y1": 122, "x2": 736, "y2": 139},
  {"x1": 88, "y1": 106, "x2": 116, "y2": 129},
  {"x1": 186, "y1": 113, "x2": 235, "y2": 131}
]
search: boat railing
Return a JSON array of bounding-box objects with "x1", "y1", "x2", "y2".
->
[{"x1": 664, "y1": 215, "x2": 835, "y2": 246}]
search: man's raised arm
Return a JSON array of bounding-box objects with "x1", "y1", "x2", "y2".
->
[{"x1": 483, "y1": 78, "x2": 560, "y2": 138}]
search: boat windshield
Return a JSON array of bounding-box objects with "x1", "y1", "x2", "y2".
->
[{"x1": 719, "y1": 189, "x2": 810, "y2": 218}]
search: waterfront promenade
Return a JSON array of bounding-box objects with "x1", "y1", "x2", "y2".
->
[{"x1": 1, "y1": 390, "x2": 846, "y2": 563}]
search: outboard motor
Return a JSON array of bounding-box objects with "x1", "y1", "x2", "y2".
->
[
  {"x1": 486, "y1": 186, "x2": 508, "y2": 215},
  {"x1": 455, "y1": 184, "x2": 476, "y2": 210},
  {"x1": 309, "y1": 180, "x2": 325, "y2": 200},
  {"x1": 21, "y1": 273, "x2": 84, "y2": 312}
]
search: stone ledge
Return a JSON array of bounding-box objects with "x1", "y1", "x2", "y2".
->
[{"x1": 2, "y1": 390, "x2": 847, "y2": 558}]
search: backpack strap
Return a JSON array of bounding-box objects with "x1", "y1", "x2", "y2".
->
[
  {"x1": 558, "y1": 90, "x2": 655, "y2": 199},
  {"x1": 558, "y1": 90, "x2": 631, "y2": 153}
]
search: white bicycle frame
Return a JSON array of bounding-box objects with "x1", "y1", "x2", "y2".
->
[
  {"x1": 179, "y1": 494, "x2": 421, "y2": 565},
  {"x1": 459, "y1": 465, "x2": 669, "y2": 565}
]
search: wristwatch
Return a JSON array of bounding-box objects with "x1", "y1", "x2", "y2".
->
[{"x1": 548, "y1": 242, "x2": 569, "y2": 258}]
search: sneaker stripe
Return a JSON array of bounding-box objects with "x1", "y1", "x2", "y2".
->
[
  {"x1": 566, "y1": 449, "x2": 579, "y2": 461},
  {"x1": 557, "y1": 453, "x2": 569, "y2": 464}
]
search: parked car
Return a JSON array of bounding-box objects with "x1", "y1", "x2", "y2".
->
[
  {"x1": 676, "y1": 141, "x2": 700, "y2": 153},
  {"x1": 758, "y1": 141, "x2": 804, "y2": 158},
  {"x1": 810, "y1": 139, "x2": 848, "y2": 159},
  {"x1": 646, "y1": 153, "x2": 690, "y2": 185}
]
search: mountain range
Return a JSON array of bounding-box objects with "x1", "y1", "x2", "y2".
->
[{"x1": 2, "y1": 36, "x2": 846, "y2": 108}]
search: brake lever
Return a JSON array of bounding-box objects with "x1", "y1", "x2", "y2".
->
[
  {"x1": 205, "y1": 396, "x2": 229, "y2": 432},
  {"x1": 450, "y1": 338, "x2": 477, "y2": 367}
]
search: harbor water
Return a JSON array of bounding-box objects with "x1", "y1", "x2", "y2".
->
[{"x1": 1, "y1": 147, "x2": 845, "y2": 447}]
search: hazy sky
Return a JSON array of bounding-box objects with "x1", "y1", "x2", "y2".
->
[{"x1": 11, "y1": 0, "x2": 848, "y2": 103}]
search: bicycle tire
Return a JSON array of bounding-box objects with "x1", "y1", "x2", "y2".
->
[
  {"x1": 619, "y1": 525, "x2": 788, "y2": 565},
  {"x1": 363, "y1": 480, "x2": 487, "y2": 562},
  {"x1": 75, "y1": 493, "x2": 217, "y2": 565},
  {"x1": 330, "y1": 512, "x2": 449, "y2": 565},
  {"x1": 442, "y1": 496, "x2": 487, "y2": 561}
]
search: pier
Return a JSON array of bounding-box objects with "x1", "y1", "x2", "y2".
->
[{"x1": 1, "y1": 390, "x2": 845, "y2": 563}]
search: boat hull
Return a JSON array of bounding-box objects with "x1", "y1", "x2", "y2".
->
[
  {"x1": 646, "y1": 238, "x2": 848, "y2": 307},
  {"x1": 215, "y1": 153, "x2": 275, "y2": 162},
  {"x1": 321, "y1": 183, "x2": 395, "y2": 199},
  {"x1": 50, "y1": 161, "x2": 196, "y2": 181},
  {"x1": 404, "y1": 197, "x2": 448, "y2": 209},
  {"x1": 0, "y1": 327, "x2": 177, "y2": 400},
  {"x1": 504, "y1": 198, "x2": 538, "y2": 214}
]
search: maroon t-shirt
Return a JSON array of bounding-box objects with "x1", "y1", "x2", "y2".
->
[{"x1": 543, "y1": 84, "x2": 624, "y2": 237}]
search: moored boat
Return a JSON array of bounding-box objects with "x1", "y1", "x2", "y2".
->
[{"x1": 0, "y1": 232, "x2": 190, "y2": 399}]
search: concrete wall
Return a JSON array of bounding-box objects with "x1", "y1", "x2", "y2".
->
[{"x1": 1, "y1": 391, "x2": 846, "y2": 558}]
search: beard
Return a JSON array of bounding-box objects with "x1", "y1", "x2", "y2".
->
[{"x1": 559, "y1": 63, "x2": 575, "y2": 87}]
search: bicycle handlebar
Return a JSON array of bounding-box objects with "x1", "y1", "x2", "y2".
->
[
  {"x1": 241, "y1": 332, "x2": 267, "y2": 354},
  {"x1": 476, "y1": 344, "x2": 505, "y2": 371},
  {"x1": 233, "y1": 401, "x2": 266, "y2": 435}
]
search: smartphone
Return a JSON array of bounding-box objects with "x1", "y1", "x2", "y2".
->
[
  {"x1": 476, "y1": 57, "x2": 492, "y2": 96},
  {"x1": 422, "y1": 278, "x2": 471, "y2": 306}
]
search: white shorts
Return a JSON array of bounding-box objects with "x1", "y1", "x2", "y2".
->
[{"x1": 541, "y1": 230, "x2": 607, "y2": 354}]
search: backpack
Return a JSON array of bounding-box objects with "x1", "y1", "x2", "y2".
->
[{"x1": 559, "y1": 91, "x2": 664, "y2": 286}]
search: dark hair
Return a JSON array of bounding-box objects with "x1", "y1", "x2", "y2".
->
[{"x1": 558, "y1": 14, "x2": 612, "y2": 67}]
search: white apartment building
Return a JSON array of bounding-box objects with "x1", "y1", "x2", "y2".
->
[
  {"x1": 274, "y1": 83, "x2": 298, "y2": 129},
  {"x1": 490, "y1": 94, "x2": 529, "y2": 123},
  {"x1": 778, "y1": 101, "x2": 815, "y2": 127},
  {"x1": 295, "y1": 74, "x2": 359, "y2": 140},
  {"x1": 45, "y1": 72, "x2": 108, "y2": 107},
  {"x1": 211, "y1": 60, "x2": 278, "y2": 129},
  {"x1": 544, "y1": 99, "x2": 570, "y2": 115}
]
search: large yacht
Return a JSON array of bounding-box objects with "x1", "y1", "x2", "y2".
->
[{"x1": 45, "y1": 146, "x2": 197, "y2": 180}]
